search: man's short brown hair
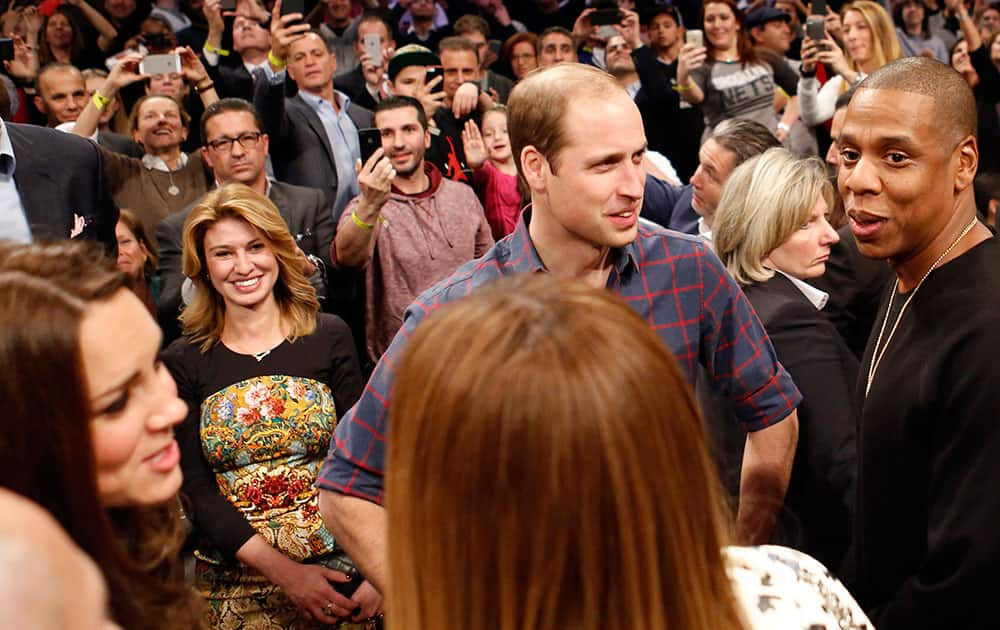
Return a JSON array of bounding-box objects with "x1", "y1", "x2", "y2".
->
[
  {"x1": 507, "y1": 64, "x2": 624, "y2": 179},
  {"x1": 453, "y1": 14, "x2": 489, "y2": 38},
  {"x1": 858, "y1": 56, "x2": 977, "y2": 147},
  {"x1": 438, "y1": 35, "x2": 479, "y2": 63}
]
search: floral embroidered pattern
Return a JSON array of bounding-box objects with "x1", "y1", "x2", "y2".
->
[{"x1": 199, "y1": 375, "x2": 338, "y2": 562}]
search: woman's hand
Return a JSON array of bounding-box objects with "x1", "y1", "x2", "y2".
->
[
  {"x1": 676, "y1": 42, "x2": 706, "y2": 85},
  {"x1": 814, "y1": 35, "x2": 850, "y2": 78},
  {"x1": 272, "y1": 561, "x2": 359, "y2": 622},
  {"x1": 349, "y1": 580, "x2": 383, "y2": 622},
  {"x1": 800, "y1": 35, "x2": 820, "y2": 73},
  {"x1": 106, "y1": 52, "x2": 147, "y2": 94},
  {"x1": 177, "y1": 46, "x2": 209, "y2": 85}
]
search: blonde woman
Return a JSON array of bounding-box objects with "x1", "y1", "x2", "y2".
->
[
  {"x1": 714, "y1": 148, "x2": 859, "y2": 572},
  {"x1": 798, "y1": 1, "x2": 902, "y2": 126},
  {"x1": 161, "y1": 184, "x2": 379, "y2": 628},
  {"x1": 386, "y1": 273, "x2": 872, "y2": 630}
]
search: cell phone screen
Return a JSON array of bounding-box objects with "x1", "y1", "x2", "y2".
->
[
  {"x1": 363, "y1": 34, "x2": 382, "y2": 67},
  {"x1": 425, "y1": 67, "x2": 444, "y2": 93},
  {"x1": 806, "y1": 17, "x2": 826, "y2": 41},
  {"x1": 590, "y1": 8, "x2": 621, "y2": 25}
]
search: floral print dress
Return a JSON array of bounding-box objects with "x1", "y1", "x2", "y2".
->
[{"x1": 163, "y1": 314, "x2": 363, "y2": 629}]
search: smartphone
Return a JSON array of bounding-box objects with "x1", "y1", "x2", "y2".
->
[
  {"x1": 425, "y1": 66, "x2": 444, "y2": 93},
  {"x1": 805, "y1": 16, "x2": 826, "y2": 41},
  {"x1": 220, "y1": 0, "x2": 236, "y2": 10},
  {"x1": 363, "y1": 34, "x2": 382, "y2": 67},
  {"x1": 685, "y1": 29, "x2": 703, "y2": 48},
  {"x1": 140, "y1": 53, "x2": 181, "y2": 76},
  {"x1": 280, "y1": 0, "x2": 305, "y2": 18},
  {"x1": 590, "y1": 7, "x2": 622, "y2": 25},
  {"x1": 0, "y1": 38, "x2": 13, "y2": 62},
  {"x1": 811, "y1": 0, "x2": 827, "y2": 15},
  {"x1": 358, "y1": 128, "x2": 383, "y2": 166}
]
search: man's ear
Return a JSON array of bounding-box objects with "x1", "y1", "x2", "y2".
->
[
  {"x1": 201, "y1": 145, "x2": 213, "y2": 169},
  {"x1": 954, "y1": 134, "x2": 979, "y2": 194},
  {"x1": 520, "y1": 145, "x2": 548, "y2": 192},
  {"x1": 33, "y1": 95, "x2": 46, "y2": 114}
]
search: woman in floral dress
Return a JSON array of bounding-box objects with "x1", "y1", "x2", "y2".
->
[{"x1": 162, "y1": 184, "x2": 378, "y2": 628}]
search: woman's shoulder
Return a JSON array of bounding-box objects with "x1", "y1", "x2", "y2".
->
[
  {"x1": 313, "y1": 312, "x2": 354, "y2": 342},
  {"x1": 724, "y1": 545, "x2": 873, "y2": 630}
]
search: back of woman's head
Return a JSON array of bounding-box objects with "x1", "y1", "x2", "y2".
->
[
  {"x1": 843, "y1": 1, "x2": 902, "y2": 70},
  {"x1": 387, "y1": 275, "x2": 744, "y2": 630},
  {"x1": 180, "y1": 182, "x2": 319, "y2": 351},
  {"x1": 714, "y1": 148, "x2": 832, "y2": 286}
]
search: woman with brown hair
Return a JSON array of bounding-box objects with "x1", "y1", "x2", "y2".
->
[
  {"x1": 161, "y1": 183, "x2": 377, "y2": 628},
  {"x1": 386, "y1": 274, "x2": 872, "y2": 630},
  {"x1": 116, "y1": 208, "x2": 159, "y2": 317},
  {"x1": 675, "y1": 0, "x2": 800, "y2": 142},
  {"x1": 0, "y1": 240, "x2": 205, "y2": 630}
]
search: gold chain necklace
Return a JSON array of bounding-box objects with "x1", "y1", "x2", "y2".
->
[{"x1": 865, "y1": 217, "x2": 979, "y2": 398}]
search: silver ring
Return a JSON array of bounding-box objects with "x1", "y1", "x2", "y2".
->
[{"x1": 324, "y1": 602, "x2": 335, "y2": 616}]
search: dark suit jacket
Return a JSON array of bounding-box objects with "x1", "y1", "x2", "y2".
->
[
  {"x1": 155, "y1": 180, "x2": 335, "y2": 344},
  {"x1": 204, "y1": 59, "x2": 255, "y2": 102},
  {"x1": 253, "y1": 71, "x2": 374, "y2": 212},
  {"x1": 336, "y1": 66, "x2": 378, "y2": 111},
  {"x1": 7, "y1": 123, "x2": 118, "y2": 254},
  {"x1": 807, "y1": 224, "x2": 893, "y2": 359},
  {"x1": 743, "y1": 273, "x2": 859, "y2": 573}
]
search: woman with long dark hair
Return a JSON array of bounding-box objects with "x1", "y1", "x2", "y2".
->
[{"x1": 0, "y1": 240, "x2": 205, "y2": 630}]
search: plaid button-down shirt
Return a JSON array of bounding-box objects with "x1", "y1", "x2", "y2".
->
[{"x1": 318, "y1": 212, "x2": 801, "y2": 503}]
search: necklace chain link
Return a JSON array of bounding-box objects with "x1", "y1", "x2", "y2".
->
[{"x1": 865, "y1": 217, "x2": 979, "y2": 398}]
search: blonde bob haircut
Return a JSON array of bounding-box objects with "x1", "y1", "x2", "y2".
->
[
  {"x1": 714, "y1": 148, "x2": 834, "y2": 287},
  {"x1": 180, "y1": 183, "x2": 319, "y2": 352},
  {"x1": 387, "y1": 274, "x2": 745, "y2": 630},
  {"x1": 841, "y1": 1, "x2": 902, "y2": 75}
]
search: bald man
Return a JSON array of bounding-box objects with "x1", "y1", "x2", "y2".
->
[
  {"x1": 0, "y1": 489, "x2": 119, "y2": 630},
  {"x1": 838, "y1": 57, "x2": 1000, "y2": 629}
]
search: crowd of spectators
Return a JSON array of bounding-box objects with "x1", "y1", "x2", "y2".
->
[{"x1": 1, "y1": 0, "x2": 1000, "y2": 628}]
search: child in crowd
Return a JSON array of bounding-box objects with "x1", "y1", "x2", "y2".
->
[{"x1": 462, "y1": 106, "x2": 522, "y2": 240}]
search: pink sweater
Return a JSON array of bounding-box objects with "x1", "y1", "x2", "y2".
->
[{"x1": 473, "y1": 160, "x2": 522, "y2": 241}]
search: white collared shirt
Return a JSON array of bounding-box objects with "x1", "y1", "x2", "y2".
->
[{"x1": 775, "y1": 269, "x2": 829, "y2": 311}]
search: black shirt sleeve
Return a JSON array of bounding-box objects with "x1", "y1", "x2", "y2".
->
[
  {"x1": 319, "y1": 314, "x2": 364, "y2": 416},
  {"x1": 162, "y1": 340, "x2": 258, "y2": 560}
]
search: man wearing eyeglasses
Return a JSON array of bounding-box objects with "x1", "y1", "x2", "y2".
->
[{"x1": 155, "y1": 98, "x2": 335, "y2": 343}]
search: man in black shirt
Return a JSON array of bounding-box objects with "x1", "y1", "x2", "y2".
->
[{"x1": 838, "y1": 56, "x2": 1000, "y2": 630}]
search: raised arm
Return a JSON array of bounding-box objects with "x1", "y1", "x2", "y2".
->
[
  {"x1": 676, "y1": 42, "x2": 707, "y2": 105},
  {"x1": 74, "y1": 53, "x2": 146, "y2": 139},
  {"x1": 63, "y1": 0, "x2": 118, "y2": 50}
]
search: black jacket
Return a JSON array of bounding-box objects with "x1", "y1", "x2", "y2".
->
[{"x1": 7, "y1": 123, "x2": 118, "y2": 255}]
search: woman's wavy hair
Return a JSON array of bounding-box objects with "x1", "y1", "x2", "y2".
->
[
  {"x1": 704, "y1": 0, "x2": 759, "y2": 66},
  {"x1": 713, "y1": 147, "x2": 834, "y2": 286},
  {"x1": 0, "y1": 241, "x2": 204, "y2": 630},
  {"x1": 180, "y1": 183, "x2": 319, "y2": 352},
  {"x1": 387, "y1": 274, "x2": 745, "y2": 630},
  {"x1": 841, "y1": 1, "x2": 902, "y2": 73}
]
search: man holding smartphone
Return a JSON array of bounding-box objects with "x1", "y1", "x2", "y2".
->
[
  {"x1": 332, "y1": 95, "x2": 493, "y2": 364},
  {"x1": 337, "y1": 12, "x2": 395, "y2": 110}
]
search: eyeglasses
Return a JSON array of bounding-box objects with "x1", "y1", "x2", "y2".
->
[{"x1": 207, "y1": 131, "x2": 263, "y2": 152}]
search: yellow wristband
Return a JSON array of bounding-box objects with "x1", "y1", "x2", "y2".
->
[
  {"x1": 268, "y1": 50, "x2": 287, "y2": 69},
  {"x1": 351, "y1": 210, "x2": 375, "y2": 231},
  {"x1": 205, "y1": 44, "x2": 230, "y2": 56},
  {"x1": 92, "y1": 91, "x2": 111, "y2": 110}
]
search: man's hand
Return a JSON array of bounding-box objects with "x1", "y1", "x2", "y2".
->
[
  {"x1": 737, "y1": 411, "x2": 799, "y2": 545},
  {"x1": 269, "y1": 0, "x2": 310, "y2": 65},
  {"x1": 572, "y1": 7, "x2": 596, "y2": 43},
  {"x1": 676, "y1": 42, "x2": 706, "y2": 85},
  {"x1": 356, "y1": 149, "x2": 395, "y2": 221},
  {"x1": 415, "y1": 74, "x2": 446, "y2": 119},
  {"x1": 451, "y1": 81, "x2": 479, "y2": 118},
  {"x1": 349, "y1": 580, "x2": 383, "y2": 623},
  {"x1": 487, "y1": 0, "x2": 512, "y2": 26},
  {"x1": 236, "y1": 0, "x2": 270, "y2": 23},
  {"x1": 203, "y1": 0, "x2": 226, "y2": 36},
  {"x1": 461, "y1": 119, "x2": 489, "y2": 170},
  {"x1": 615, "y1": 8, "x2": 642, "y2": 49}
]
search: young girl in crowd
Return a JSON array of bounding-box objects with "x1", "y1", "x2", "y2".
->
[
  {"x1": 462, "y1": 106, "x2": 522, "y2": 240},
  {"x1": 0, "y1": 241, "x2": 205, "y2": 630}
]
